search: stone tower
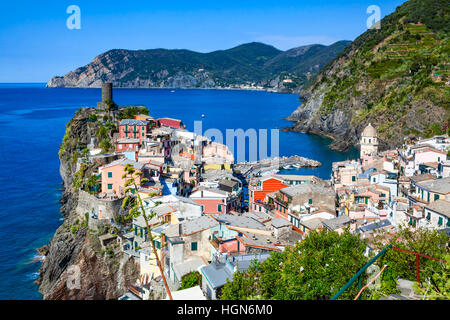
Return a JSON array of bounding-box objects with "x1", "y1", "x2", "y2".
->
[
  {"x1": 360, "y1": 123, "x2": 378, "y2": 158},
  {"x1": 97, "y1": 82, "x2": 116, "y2": 111},
  {"x1": 102, "y1": 82, "x2": 113, "y2": 103}
]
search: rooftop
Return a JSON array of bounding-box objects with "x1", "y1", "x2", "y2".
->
[
  {"x1": 120, "y1": 119, "x2": 148, "y2": 126},
  {"x1": 281, "y1": 183, "x2": 334, "y2": 198},
  {"x1": 101, "y1": 158, "x2": 145, "y2": 170},
  {"x1": 242, "y1": 211, "x2": 272, "y2": 224},
  {"x1": 425, "y1": 200, "x2": 450, "y2": 218},
  {"x1": 300, "y1": 218, "x2": 324, "y2": 230},
  {"x1": 199, "y1": 261, "x2": 233, "y2": 289},
  {"x1": 358, "y1": 219, "x2": 392, "y2": 233},
  {"x1": 213, "y1": 214, "x2": 268, "y2": 231},
  {"x1": 271, "y1": 217, "x2": 291, "y2": 228},
  {"x1": 322, "y1": 215, "x2": 352, "y2": 230},
  {"x1": 417, "y1": 177, "x2": 450, "y2": 194}
]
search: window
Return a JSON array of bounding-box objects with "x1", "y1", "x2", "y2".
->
[
  {"x1": 201, "y1": 205, "x2": 204, "y2": 213},
  {"x1": 217, "y1": 204, "x2": 222, "y2": 212},
  {"x1": 107, "y1": 184, "x2": 113, "y2": 190},
  {"x1": 434, "y1": 194, "x2": 439, "y2": 201},
  {"x1": 308, "y1": 198, "x2": 313, "y2": 204},
  {"x1": 438, "y1": 217, "x2": 443, "y2": 226},
  {"x1": 352, "y1": 176, "x2": 356, "y2": 182},
  {"x1": 142, "y1": 126, "x2": 145, "y2": 131},
  {"x1": 447, "y1": 219, "x2": 450, "y2": 228},
  {"x1": 191, "y1": 242, "x2": 198, "y2": 251},
  {"x1": 426, "y1": 212, "x2": 431, "y2": 221},
  {"x1": 107, "y1": 172, "x2": 112, "y2": 178}
]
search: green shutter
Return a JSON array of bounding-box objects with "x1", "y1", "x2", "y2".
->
[
  {"x1": 108, "y1": 172, "x2": 112, "y2": 178},
  {"x1": 308, "y1": 198, "x2": 313, "y2": 204},
  {"x1": 438, "y1": 217, "x2": 443, "y2": 226},
  {"x1": 107, "y1": 184, "x2": 113, "y2": 189},
  {"x1": 191, "y1": 242, "x2": 198, "y2": 251},
  {"x1": 434, "y1": 194, "x2": 439, "y2": 201},
  {"x1": 352, "y1": 176, "x2": 356, "y2": 182},
  {"x1": 218, "y1": 204, "x2": 222, "y2": 212}
]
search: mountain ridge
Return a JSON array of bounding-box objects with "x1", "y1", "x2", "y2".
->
[{"x1": 46, "y1": 41, "x2": 351, "y2": 92}]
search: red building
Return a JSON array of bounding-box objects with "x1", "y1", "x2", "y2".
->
[
  {"x1": 156, "y1": 117, "x2": 185, "y2": 129},
  {"x1": 119, "y1": 119, "x2": 148, "y2": 143},
  {"x1": 249, "y1": 176, "x2": 288, "y2": 208}
]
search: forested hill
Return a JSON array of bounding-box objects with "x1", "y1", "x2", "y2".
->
[
  {"x1": 287, "y1": 0, "x2": 449, "y2": 151},
  {"x1": 46, "y1": 41, "x2": 350, "y2": 92}
]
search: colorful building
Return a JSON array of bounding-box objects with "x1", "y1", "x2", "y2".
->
[
  {"x1": 249, "y1": 176, "x2": 288, "y2": 207},
  {"x1": 99, "y1": 159, "x2": 144, "y2": 196},
  {"x1": 119, "y1": 119, "x2": 148, "y2": 143}
]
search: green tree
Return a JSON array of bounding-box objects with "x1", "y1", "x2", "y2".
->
[
  {"x1": 99, "y1": 138, "x2": 113, "y2": 152},
  {"x1": 413, "y1": 253, "x2": 449, "y2": 300},
  {"x1": 376, "y1": 227, "x2": 449, "y2": 287},
  {"x1": 180, "y1": 271, "x2": 202, "y2": 290},
  {"x1": 220, "y1": 230, "x2": 368, "y2": 300},
  {"x1": 85, "y1": 174, "x2": 100, "y2": 194}
]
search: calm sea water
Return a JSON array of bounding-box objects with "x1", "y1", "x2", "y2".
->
[{"x1": 0, "y1": 83, "x2": 358, "y2": 299}]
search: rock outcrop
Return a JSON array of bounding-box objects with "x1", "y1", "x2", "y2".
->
[{"x1": 36, "y1": 108, "x2": 138, "y2": 300}]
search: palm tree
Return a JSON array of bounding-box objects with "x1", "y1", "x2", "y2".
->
[{"x1": 121, "y1": 163, "x2": 173, "y2": 300}]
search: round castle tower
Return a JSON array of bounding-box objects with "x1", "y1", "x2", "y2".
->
[
  {"x1": 102, "y1": 82, "x2": 113, "y2": 103},
  {"x1": 360, "y1": 123, "x2": 378, "y2": 158}
]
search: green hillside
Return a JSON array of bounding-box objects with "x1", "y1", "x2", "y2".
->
[{"x1": 290, "y1": 0, "x2": 449, "y2": 149}]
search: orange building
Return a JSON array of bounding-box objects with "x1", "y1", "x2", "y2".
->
[{"x1": 249, "y1": 176, "x2": 288, "y2": 209}]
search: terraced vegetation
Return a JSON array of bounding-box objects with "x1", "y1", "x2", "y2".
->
[{"x1": 307, "y1": 0, "x2": 450, "y2": 146}]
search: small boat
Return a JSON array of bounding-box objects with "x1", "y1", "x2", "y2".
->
[
  {"x1": 170, "y1": 90, "x2": 175, "y2": 93},
  {"x1": 201, "y1": 114, "x2": 205, "y2": 118}
]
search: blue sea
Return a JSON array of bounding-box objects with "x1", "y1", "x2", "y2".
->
[{"x1": 0, "y1": 83, "x2": 358, "y2": 299}]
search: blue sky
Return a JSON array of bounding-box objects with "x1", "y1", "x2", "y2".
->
[{"x1": 0, "y1": 0, "x2": 406, "y2": 82}]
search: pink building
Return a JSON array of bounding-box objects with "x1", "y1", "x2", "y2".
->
[
  {"x1": 189, "y1": 188, "x2": 229, "y2": 214},
  {"x1": 414, "y1": 147, "x2": 447, "y2": 170},
  {"x1": 115, "y1": 138, "x2": 140, "y2": 153},
  {"x1": 99, "y1": 159, "x2": 144, "y2": 196},
  {"x1": 119, "y1": 119, "x2": 148, "y2": 143}
]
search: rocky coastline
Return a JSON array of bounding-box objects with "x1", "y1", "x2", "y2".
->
[{"x1": 35, "y1": 108, "x2": 138, "y2": 300}]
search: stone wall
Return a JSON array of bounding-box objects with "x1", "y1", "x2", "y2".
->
[{"x1": 76, "y1": 190, "x2": 123, "y2": 221}]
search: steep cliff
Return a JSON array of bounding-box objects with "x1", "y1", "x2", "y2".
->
[
  {"x1": 286, "y1": 0, "x2": 449, "y2": 151},
  {"x1": 46, "y1": 41, "x2": 350, "y2": 92},
  {"x1": 36, "y1": 108, "x2": 139, "y2": 300}
]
